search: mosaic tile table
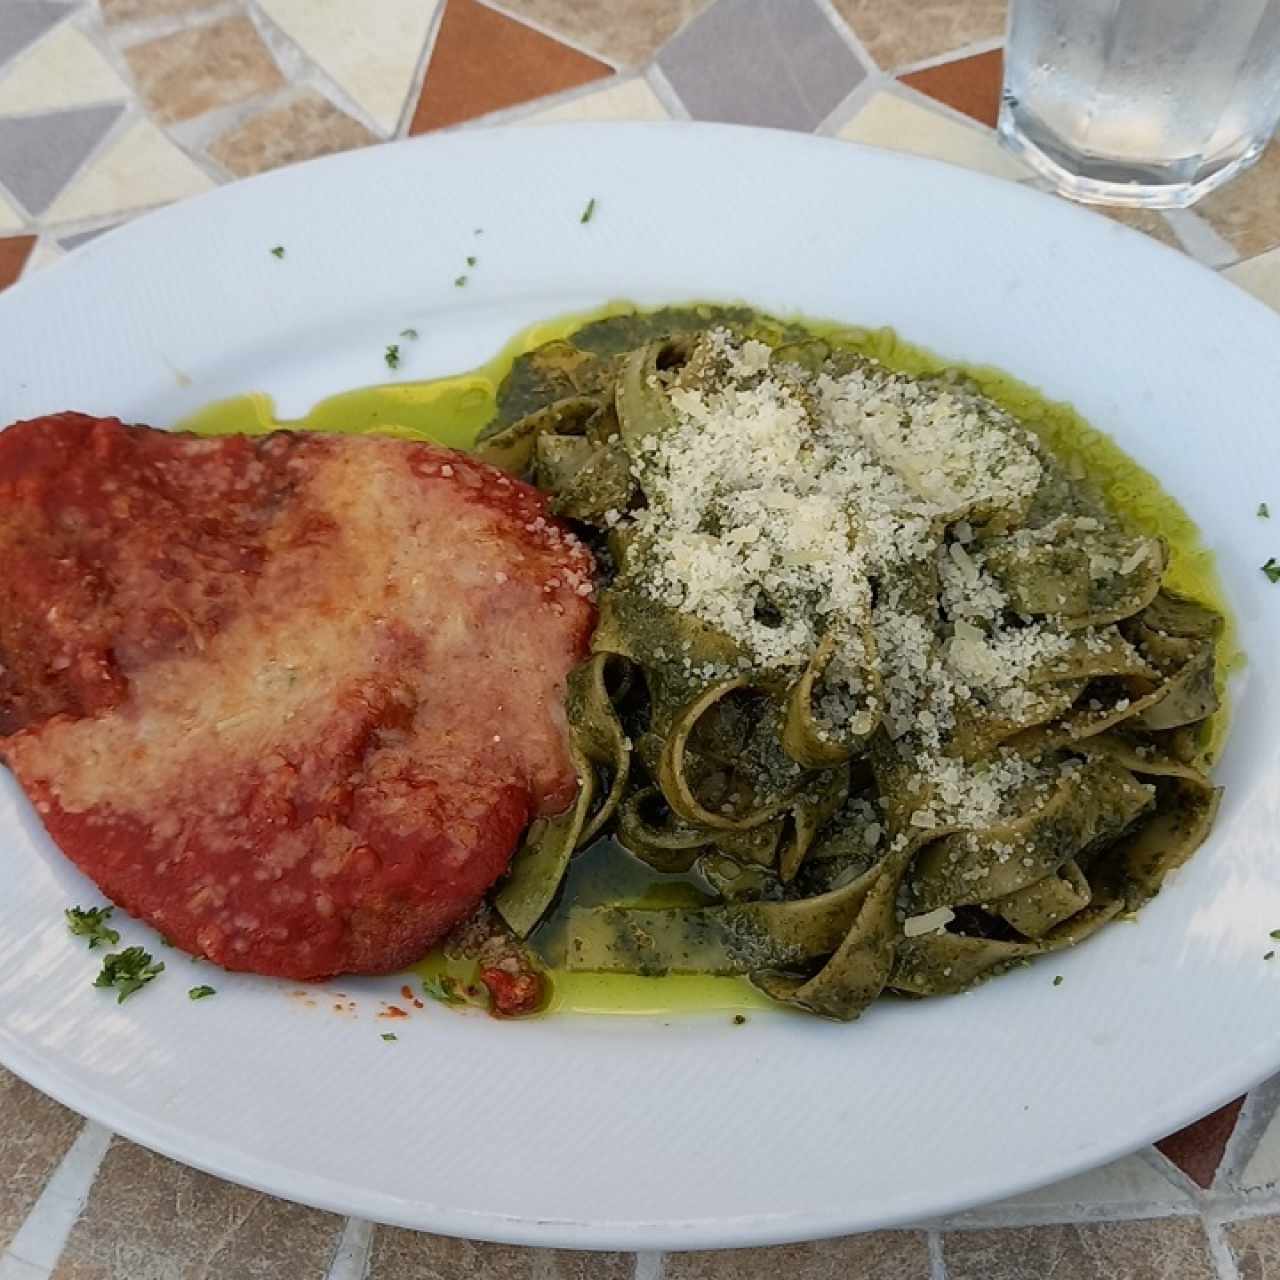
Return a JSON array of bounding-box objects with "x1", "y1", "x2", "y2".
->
[{"x1": 1, "y1": 1, "x2": 1279, "y2": 1277}]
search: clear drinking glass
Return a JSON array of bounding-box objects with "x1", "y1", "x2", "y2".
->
[{"x1": 998, "y1": 0, "x2": 1280, "y2": 207}]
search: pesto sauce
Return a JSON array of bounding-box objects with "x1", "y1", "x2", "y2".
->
[{"x1": 184, "y1": 302, "x2": 1234, "y2": 1017}]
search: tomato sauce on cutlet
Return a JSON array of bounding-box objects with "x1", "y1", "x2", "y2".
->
[{"x1": 0, "y1": 413, "x2": 594, "y2": 979}]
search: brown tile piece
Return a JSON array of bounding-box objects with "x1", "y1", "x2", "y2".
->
[
  {"x1": 1093, "y1": 203, "x2": 1181, "y2": 250},
  {"x1": 902, "y1": 48, "x2": 1003, "y2": 127},
  {"x1": 664, "y1": 1232, "x2": 932, "y2": 1279},
  {"x1": 943, "y1": 1220, "x2": 1216, "y2": 1280},
  {"x1": 368, "y1": 1227, "x2": 632, "y2": 1279},
  {"x1": 1227, "y1": 1215, "x2": 1280, "y2": 1280},
  {"x1": 51, "y1": 1138, "x2": 342, "y2": 1280},
  {"x1": 124, "y1": 16, "x2": 286, "y2": 125},
  {"x1": 100, "y1": 0, "x2": 216, "y2": 24},
  {"x1": 0, "y1": 235, "x2": 36, "y2": 290},
  {"x1": 1196, "y1": 139, "x2": 1280, "y2": 260},
  {"x1": 1155, "y1": 1095, "x2": 1245, "y2": 1188},
  {"x1": 486, "y1": 0, "x2": 713, "y2": 67},
  {"x1": 833, "y1": 0, "x2": 1005, "y2": 71},
  {"x1": 0, "y1": 1067, "x2": 83, "y2": 1251},
  {"x1": 409, "y1": 0, "x2": 611, "y2": 134},
  {"x1": 209, "y1": 90, "x2": 376, "y2": 177}
]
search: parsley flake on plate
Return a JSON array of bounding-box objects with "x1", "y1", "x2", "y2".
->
[
  {"x1": 385, "y1": 344, "x2": 401, "y2": 370},
  {"x1": 454, "y1": 275, "x2": 468, "y2": 287},
  {"x1": 270, "y1": 245, "x2": 285, "y2": 259},
  {"x1": 65, "y1": 905, "x2": 120, "y2": 950},
  {"x1": 188, "y1": 985, "x2": 216, "y2": 1000},
  {"x1": 421, "y1": 974, "x2": 463, "y2": 1005},
  {"x1": 381, "y1": 1032, "x2": 398, "y2": 1042},
  {"x1": 1260, "y1": 502, "x2": 1271, "y2": 519},
  {"x1": 580, "y1": 197, "x2": 597, "y2": 224},
  {"x1": 466, "y1": 255, "x2": 477, "y2": 267},
  {"x1": 1053, "y1": 975, "x2": 1064, "y2": 986},
  {"x1": 400, "y1": 328, "x2": 419, "y2": 340},
  {"x1": 1263, "y1": 558, "x2": 1280, "y2": 584},
  {"x1": 94, "y1": 947, "x2": 164, "y2": 1004}
]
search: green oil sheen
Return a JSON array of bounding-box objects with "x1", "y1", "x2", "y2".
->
[{"x1": 185, "y1": 302, "x2": 1234, "y2": 1016}]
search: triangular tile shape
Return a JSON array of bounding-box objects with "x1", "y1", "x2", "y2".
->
[
  {"x1": 0, "y1": 24, "x2": 130, "y2": 115},
  {"x1": 1156, "y1": 1096, "x2": 1245, "y2": 1188},
  {"x1": 902, "y1": 48, "x2": 1004, "y2": 128},
  {"x1": 517, "y1": 76, "x2": 669, "y2": 126},
  {"x1": 46, "y1": 118, "x2": 212, "y2": 224},
  {"x1": 0, "y1": 102, "x2": 124, "y2": 214},
  {"x1": 411, "y1": 0, "x2": 611, "y2": 133},
  {"x1": 23, "y1": 237, "x2": 65, "y2": 275},
  {"x1": 257, "y1": 0, "x2": 440, "y2": 135},
  {"x1": 0, "y1": 2, "x2": 75, "y2": 72},
  {"x1": 0, "y1": 234, "x2": 36, "y2": 288},
  {"x1": 60, "y1": 222, "x2": 119, "y2": 251}
]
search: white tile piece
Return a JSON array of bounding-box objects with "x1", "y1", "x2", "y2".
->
[
  {"x1": 22, "y1": 239, "x2": 65, "y2": 275},
  {"x1": 0, "y1": 187, "x2": 23, "y2": 233},
  {"x1": 938, "y1": 1155, "x2": 1193, "y2": 1227},
  {"x1": 45, "y1": 117, "x2": 213, "y2": 224},
  {"x1": 837, "y1": 90, "x2": 1030, "y2": 182},
  {"x1": 517, "y1": 76, "x2": 668, "y2": 125},
  {"x1": 256, "y1": 0, "x2": 441, "y2": 135},
  {"x1": 1224, "y1": 246, "x2": 1280, "y2": 314},
  {"x1": 0, "y1": 25, "x2": 129, "y2": 116}
]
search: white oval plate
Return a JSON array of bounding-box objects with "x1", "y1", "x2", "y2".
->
[{"x1": 1, "y1": 124, "x2": 1279, "y2": 1251}]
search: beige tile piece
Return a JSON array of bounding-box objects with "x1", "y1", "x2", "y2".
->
[
  {"x1": 1092, "y1": 203, "x2": 1181, "y2": 250},
  {"x1": 487, "y1": 0, "x2": 713, "y2": 67},
  {"x1": 0, "y1": 1069, "x2": 84, "y2": 1253},
  {"x1": 664, "y1": 1232, "x2": 932, "y2": 1279},
  {"x1": 943, "y1": 1219, "x2": 1216, "y2": 1280},
  {"x1": 1195, "y1": 141, "x2": 1280, "y2": 260},
  {"x1": 831, "y1": 0, "x2": 1006, "y2": 70},
  {"x1": 209, "y1": 89, "x2": 376, "y2": 177},
  {"x1": 1227, "y1": 1216, "x2": 1280, "y2": 1280},
  {"x1": 45, "y1": 117, "x2": 213, "y2": 223},
  {"x1": 51, "y1": 1138, "x2": 341, "y2": 1280},
  {"x1": 257, "y1": 0, "x2": 440, "y2": 135},
  {"x1": 943, "y1": 1155, "x2": 1191, "y2": 1225},
  {"x1": 0, "y1": 25, "x2": 129, "y2": 115},
  {"x1": 124, "y1": 16, "x2": 285, "y2": 125},
  {"x1": 516, "y1": 76, "x2": 668, "y2": 125},
  {"x1": 837, "y1": 91, "x2": 1029, "y2": 181},
  {"x1": 23, "y1": 239, "x2": 66, "y2": 274},
  {"x1": 1224, "y1": 246, "x2": 1280, "y2": 315},
  {"x1": 0, "y1": 187, "x2": 24, "y2": 234},
  {"x1": 101, "y1": 0, "x2": 218, "y2": 24},
  {"x1": 368, "y1": 1228, "x2": 632, "y2": 1279}
]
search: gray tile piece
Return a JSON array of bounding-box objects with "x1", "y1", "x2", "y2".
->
[
  {"x1": 0, "y1": 103, "x2": 124, "y2": 215},
  {"x1": 657, "y1": 0, "x2": 865, "y2": 131},
  {"x1": 0, "y1": 2, "x2": 75, "y2": 71},
  {"x1": 59, "y1": 222, "x2": 119, "y2": 251}
]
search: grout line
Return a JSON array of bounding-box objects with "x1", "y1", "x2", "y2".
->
[
  {"x1": 324, "y1": 1217, "x2": 374, "y2": 1280},
  {"x1": 633, "y1": 1249, "x2": 664, "y2": 1280},
  {"x1": 814, "y1": 70, "x2": 888, "y2": 136},
  {"x1": 643, "y1": 63, "x2": 691, "y2": 122},
  {"x1": 394, "y1": 0, "x2": 447, "y2": 138},
  {"x1": 1216, "y1": 1078, "x2": 1280, "y2": 1189},
  {"x1": 1164, "y1": 207, "x2": 1241, "y2": 269},
  {"x1": 1202, "y1": 1213, "x2": 1244, "y2": 1280},
  {"x1": 104, "y1": 2, "x2": 243, "y2": 51},
  {"x1": 475, "y1": 0, "x2": 622, "y2": 73},
  {"x1": 892, "y1": 35, "x2": 1004, "y2": 78},
  {"x1": 926, "y1": 1229, "x2": 947, "y2": 1280},
  {"x1": 0, "y1": 1122, "x2": 114, "y2": 1279},
  {"x1": 810, "y1": 0, "x2": 878, "y2": 74}
]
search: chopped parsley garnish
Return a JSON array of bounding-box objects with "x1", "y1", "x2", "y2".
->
[
  {"x1": 1271, "y1": 930, "x2": 1280, "y2": 940},
  {"x1": 732, "y1": 1014, "x2": 747, "y2": 1025},
  {"x1": 580, "y1": 197, "x2": 597, "y2": 224},
  {"x1": 1260, "y1": 502, "x2": 1271, "y2": 519},
  {"x1": 93, "y1": 947, "x2": 164, "y2": 1004},
  {"x1": 381, "y1": 1032, "x2": 398, "y2": 1042},
  {"x1": 270, "y1": 245, "x2": 285, "y2": 259},
  {"x1": 454, "y1": 275, "x2": 467, "y2": 287},
  {"x1": 400, "y1": 327, "x2": 419, "y2": 340},
  {"x1": 466, "y1": 255, "x2": 477, "y2": 267},
  {"x1": 1052, "y1": 975, "x2": 1064, "y2": 986},
  {"x1": 385, "y1": 344, "x2": 401, "y2": 370},
  {"x1": 421, "y1": 973, "x2": 463, "y2": 1004},
  {"x1": 1263, "y1": 558, "x2": 1280, "y2": 584},
  {"x1": 188, "y1": 985, "x2": 216, "y2": 1000},
  {"x1": 65, "y1": 905, "x2": 119, "y2": 950},
  {"x1": 1267, "y1": 951, "x2": 1276, "y2": 961}
]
